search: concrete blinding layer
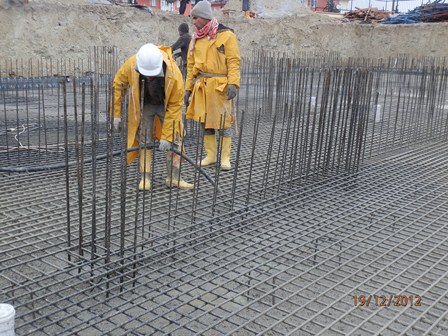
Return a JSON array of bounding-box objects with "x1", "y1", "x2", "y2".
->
[{"x1": 1, "y1": 51, "x2": 448, "y2": 335}]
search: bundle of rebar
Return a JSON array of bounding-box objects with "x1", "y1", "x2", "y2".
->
[{"x1": 382, "y1": 0, "x2": 448, "y2": 24}]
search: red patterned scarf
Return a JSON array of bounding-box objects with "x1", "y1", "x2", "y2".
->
[{"x1": 190, "y1": 18, "x2": 219, "y2": 54}]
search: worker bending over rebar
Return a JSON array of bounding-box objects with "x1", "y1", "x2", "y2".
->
[
  {"x1": 111, "y1": 43, "x2": 193, "y2": 191},
  {"x1": 184, "y1": 1, "x2": 241, "y2": 171}
]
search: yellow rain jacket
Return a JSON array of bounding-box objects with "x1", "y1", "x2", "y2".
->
[
  {"x1": 185, "y1": 26, "x2": 241, "y2": 130},
  {"x1": 112, "y1": 46, "x2": 184, "y2": 164}
]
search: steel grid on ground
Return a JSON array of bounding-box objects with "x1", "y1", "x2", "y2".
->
[
  {"x1": 1, "y1": 53, "x2": 448, "y2": 335},
  {"x1": 1, "y1": 139, "x2": 448, "y2": 335}
]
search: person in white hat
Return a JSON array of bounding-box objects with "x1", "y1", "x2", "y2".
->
[
  {"x1": 184, "y1": 0, "x2": 241, "y2": 171},
  {"x1": 111, "y1": 43, "x2": 193, "y2": 191}
]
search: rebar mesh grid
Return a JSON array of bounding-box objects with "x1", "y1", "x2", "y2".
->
[
  {"x1": 1, "y1": 53, "x2": 448, "y2": 335},
  {"x1": 2, "y1": 139, "x2": 448, "y2": 335}
]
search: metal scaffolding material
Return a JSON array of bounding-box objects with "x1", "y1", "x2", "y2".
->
[{"x1": 1, "y1": 51, "x2": 448, "y2": 335}]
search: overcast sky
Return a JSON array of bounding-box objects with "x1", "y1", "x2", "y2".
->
[{"x1": 347, "y1": 0, "x2": 428, "y2": 12}]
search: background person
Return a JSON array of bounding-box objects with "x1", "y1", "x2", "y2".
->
[
  {"x1": 171, "y1": 23, "x2": 192, "y2": 79},
  {"x1": 179, "y1": 0, "x2": 189, "y2": 15},
  {"x1": 242, "y1": 0, "x2": 252, "y2": 18}
]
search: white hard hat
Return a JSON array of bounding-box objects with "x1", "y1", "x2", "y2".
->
[{"x1": 136, "y1": 44, "x2": 164, "y2": 76}]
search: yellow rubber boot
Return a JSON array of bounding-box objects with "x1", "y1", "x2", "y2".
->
[
  {"x1": 165, "y1": 166, "x2": 194, "y2": 190},
  {"x1": 166, "y1": 153, "x2": 194, "y2": 190},
  {"x1": 200, "y1": 134, "x2": 217, "y2": 167},
  {"x1": 138, "y1": 149, "x2": 152, "y2": 191},
  {"x1": 220, "y1": 136, "x2": 232, "y2": 171}
]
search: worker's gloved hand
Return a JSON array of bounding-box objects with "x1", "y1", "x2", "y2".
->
[
  {"x1": 159, "y1": 139, "x2": 172, "y2": 152},
  {"x1": 226, "y1": 84, "x2": 237, "y2": 100},
  {"x1": 113, "y1": 118, "x2": 122, "y2": 132},
  {"x1": 184, "y1": 91, "x2": 191, "y2": 107}
]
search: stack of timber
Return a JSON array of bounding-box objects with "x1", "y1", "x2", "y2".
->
[{"x1": 343, "y1": 7, "x2": 391, "y2": 23}]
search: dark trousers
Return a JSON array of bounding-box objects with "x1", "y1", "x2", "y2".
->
[
  {"x1": 179, "y1": 0, "x2": 188, "y2": 15},
  {"x1": 242, "y1": 0, "x2": 250, "y2": 11}
]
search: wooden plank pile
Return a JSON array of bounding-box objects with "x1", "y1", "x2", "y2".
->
[{"x1": 344, "y1": 8, "x2": 391, "y2": 23}]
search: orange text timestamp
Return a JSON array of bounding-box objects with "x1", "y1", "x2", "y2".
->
[{"x1": 353, "y1": 294, "x2": 422, "y2": 307}]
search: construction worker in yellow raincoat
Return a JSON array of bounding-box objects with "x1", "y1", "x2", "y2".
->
[
  {"x1": 111, "y1": 43, "x2": 193, "y2": 191},
  {"x1": 184, "y1": 1, "x2": 241, "y2": 171}
]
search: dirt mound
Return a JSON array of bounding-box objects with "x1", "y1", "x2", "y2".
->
[{"x1": 1, "y1": 0, "x2": 448, "y2": 68}]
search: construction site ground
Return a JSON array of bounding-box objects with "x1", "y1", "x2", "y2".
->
[{"x1": 1, "y1": 0, "x2": 448, "y2": 336}]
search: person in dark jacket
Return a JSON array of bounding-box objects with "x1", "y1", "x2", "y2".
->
[
  {"x1": 242, "y1": 0, "x2": 252, "y2": 18},
  {"x1": 179, "y1": 0, "x2": 189, "y2": 15},
  {"x1": 171, "y1": 23, "x2": 192, "y2": 79}
]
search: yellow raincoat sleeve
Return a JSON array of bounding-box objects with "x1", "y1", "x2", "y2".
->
[
  {"x1": 160, "y1": 47, "x2": 184, "y2": 142},
  {"x1": 111, "y1": 56, "x2": 135, "y2": 119},
  {"x1": 185, "y1": 41, "x2": 195, "y2": 93},
  {"x1": 225, "y1": 32, "x2": 241, "y2": 89},
  {"x1": 161, "y1": 72, "x2": 184, "y2": 141},
  {"x1": 110, "y1": 55, "x2": 141, "y2": 164}
]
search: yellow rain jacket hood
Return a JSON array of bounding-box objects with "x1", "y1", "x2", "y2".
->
[{"x1": 112, "y1": 46, "x2": 184, "y2": 163}]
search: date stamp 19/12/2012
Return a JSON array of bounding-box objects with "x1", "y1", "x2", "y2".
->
[{"x1": 353, "y1": 295, "x2": 422, "y2": 307}]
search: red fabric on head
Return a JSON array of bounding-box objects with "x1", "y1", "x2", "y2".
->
[{"x1": 190, "y1": 18, "x2": 219, "y2": 54}]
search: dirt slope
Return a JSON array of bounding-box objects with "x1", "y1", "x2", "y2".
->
[{"x1": 1, "y1": 0, "x2": 448, "y2": 65}]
